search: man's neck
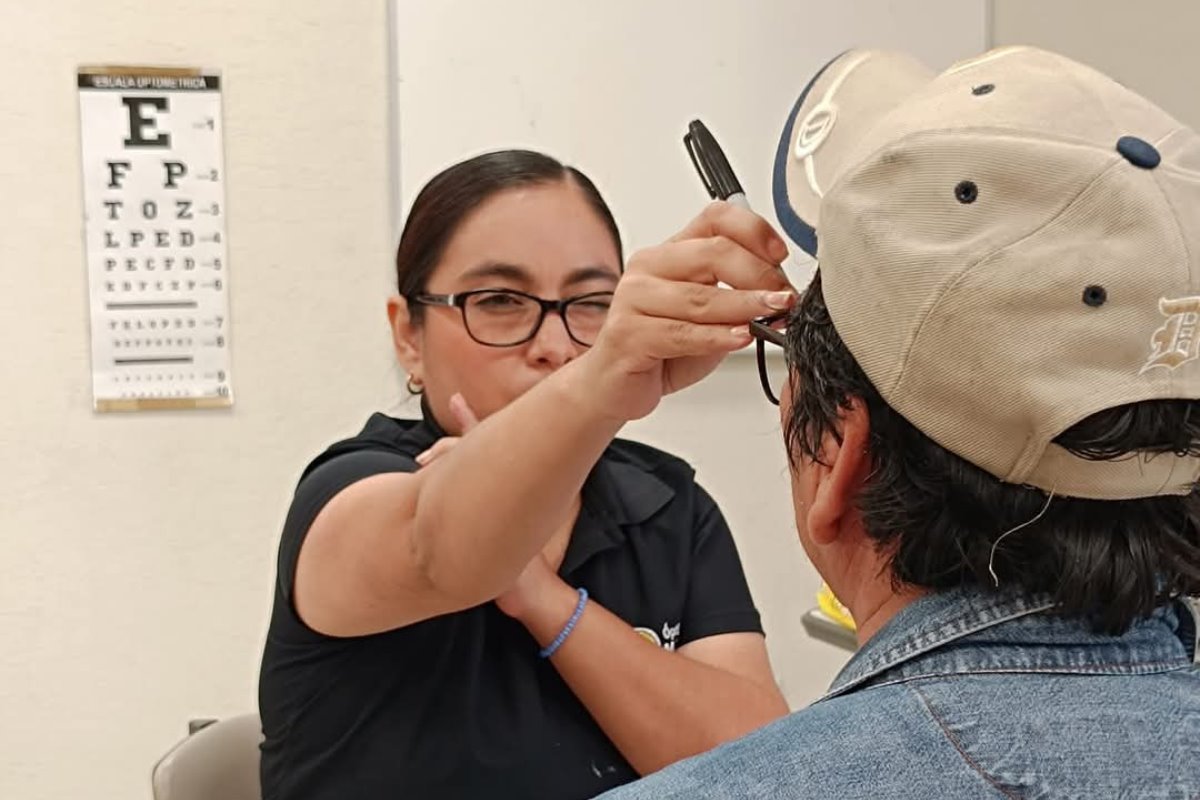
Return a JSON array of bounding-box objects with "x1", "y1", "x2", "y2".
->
[
  {"x1": 830, "y1": 552, "x2": 926, "y2": 645},
  {"x1": 818, "y1": 533, "x2": 927, "y2": 646},
  {"x1": 850, "y1": 588, "x2": 923, "y2": 645}
]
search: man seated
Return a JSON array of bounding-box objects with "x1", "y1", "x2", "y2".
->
[{"x1": 602, "y1": 45, "x2": 1200, "y2": 799}]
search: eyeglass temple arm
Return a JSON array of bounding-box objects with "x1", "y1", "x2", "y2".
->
[{"x1": 410, "y1": 293, "x2": 458, "y2": 307}]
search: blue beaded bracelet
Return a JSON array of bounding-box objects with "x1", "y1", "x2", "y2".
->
[{"x1": 539, "y1": 587, "x2": 589, "y2": 659}]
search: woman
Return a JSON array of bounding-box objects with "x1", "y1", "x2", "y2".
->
[{"x1": 259, "y1": 150, "x2": 794, "y2": 799}]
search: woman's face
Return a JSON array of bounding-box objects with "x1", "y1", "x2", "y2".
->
[{"x1": 389, "y1": 180, "x2": 622, "y2": 433}]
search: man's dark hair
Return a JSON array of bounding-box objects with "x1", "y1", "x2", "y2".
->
[{"x1": 784, "y1": 271, "x2": 1200, "y2": 634}]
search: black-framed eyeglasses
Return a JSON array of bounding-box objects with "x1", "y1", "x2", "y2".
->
[
  {"x1": 408, "y1": 288, "x2": 614, "y2": 347},
  {"x1": 749, "y1": 311, "x2": 789, "y2": 405}
]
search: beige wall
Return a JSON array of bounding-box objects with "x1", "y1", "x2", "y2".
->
[
  {"x1": 0, "y1": 3, "x2": 395, "y2": 799},
  {"x1": 991, "y1": 0, "x2": 1200, "y2": 129}
]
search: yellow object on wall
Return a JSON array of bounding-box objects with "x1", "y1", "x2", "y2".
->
[{"x1": 817, "y1": 584, "x2": 856, "y2": 631}]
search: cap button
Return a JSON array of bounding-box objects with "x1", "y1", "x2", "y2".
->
[{"x1": 1116, "y1": 136, "x2": 1161, "y2": 169}]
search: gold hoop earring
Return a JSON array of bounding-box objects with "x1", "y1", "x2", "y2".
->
[{"x1": 405, "y1": 375, "x2": 424, "y2": 396}]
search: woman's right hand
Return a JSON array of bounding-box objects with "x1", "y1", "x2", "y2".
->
[{"x1": 576, "y1": 202, "x2": 797, "y2": 422}]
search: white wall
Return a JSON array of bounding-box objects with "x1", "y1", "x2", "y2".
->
[
  {"x1": 393, "y1": 0, "x2": 988, "y2": 256},
  {"x1": 991, "y1": 0, "x2": 1200, "y2": 131},
  {"x1": 0, "y1": 3, "x2": 987, "y2": 799}
]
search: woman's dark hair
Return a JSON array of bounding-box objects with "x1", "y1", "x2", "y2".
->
[
  {"x1": 784, "y1": 271, "x2": 1200, "y2": 634},
  {"x1": 395, "y1": 149, "x2": 622, "y2": 321}
]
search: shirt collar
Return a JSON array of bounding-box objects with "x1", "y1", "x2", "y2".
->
[
  {"x1": 824, "y1": 588, "x2": 1055, "y2": 699},
  {"x1": 821, "y1": 587, "x2": 1198, "y2": 701},
  {"x1": 561, "y1": 447, "x2": 676, "y2": 576}
]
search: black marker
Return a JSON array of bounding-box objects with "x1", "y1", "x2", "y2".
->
[{"x1": 683, "y1": 119, "x2": 750, "y2": 209}]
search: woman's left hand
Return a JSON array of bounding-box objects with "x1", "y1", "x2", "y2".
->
[{"x1": 414, "y1": 393, "x2": 479, "y2": 465}]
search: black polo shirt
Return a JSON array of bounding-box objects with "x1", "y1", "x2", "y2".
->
[{"x1": 258, "y1": 409, "x2": 763, "y2": 800}]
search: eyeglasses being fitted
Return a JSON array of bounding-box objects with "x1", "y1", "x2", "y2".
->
[
  {"x1": 407, "y1": 288, "x2": 615, "y2": 347},
  {"x1": 749, "y1": 311, "x2": 789, "y2": 405}
]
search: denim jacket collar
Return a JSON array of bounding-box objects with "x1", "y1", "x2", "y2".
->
[{"x1": 821, "y1": 587, "x2": 1197, "y2": 702}]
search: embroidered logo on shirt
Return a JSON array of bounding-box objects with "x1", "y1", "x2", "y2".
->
[
  {"x1": 1142, "y1": 296, "x2": 1200, "y2": 373},
  {"x1": 661, "y1": 621, "x2": 681, "y2": 652},
  {"x1": 633, "y1": 627, "x2": 661, "y2": 647}
]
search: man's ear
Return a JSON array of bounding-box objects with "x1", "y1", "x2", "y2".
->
[
  {"x1": 386, "y1": 295, "x2": 423, "y2": 381},
  {"x1": 806, "y1": 398, "x2": 871, "y2": 546}
]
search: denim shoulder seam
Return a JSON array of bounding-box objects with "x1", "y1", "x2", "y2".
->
[
  {"x1": 850, "y1": 658, "x2": 1196, "y2": 693},
  {"x1": 910, "y1": 683, "x2": 1019, "y2": 799}
]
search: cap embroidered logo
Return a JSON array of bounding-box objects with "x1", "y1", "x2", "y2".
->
[
  {"x1": 795, "y1": 104, "x2": 837, "y2": 159},
  {"x1": 1143, "y1": 296, "x2": 1200, "y2": 373}
]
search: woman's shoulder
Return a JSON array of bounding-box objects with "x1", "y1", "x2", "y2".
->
[
  {"x1": 604, "y1": 437, "x2": 697, "y2": 484},
  {"x1": 589, "y1": 437, "x2": 717, "y2": 527},
  {"x1": 300, "y1": 412, "x2": 438, "y2": 481}
]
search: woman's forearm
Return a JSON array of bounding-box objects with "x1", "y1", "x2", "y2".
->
[
  {"x1": 412, "y1": 359, "x2": 621, "y2": 604},
  {"x1": 516, "y1": 579, "x2": 789, "y2": 776}
]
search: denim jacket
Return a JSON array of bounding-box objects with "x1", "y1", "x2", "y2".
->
[{"x1": 600, "y1": 588, "x2": 1200, "y2": 799}]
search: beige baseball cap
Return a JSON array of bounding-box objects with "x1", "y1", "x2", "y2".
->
[{"x1": 772, "y1": 46, "x2": 1200, "y2": 500}]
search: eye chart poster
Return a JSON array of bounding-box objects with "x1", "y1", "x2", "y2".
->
[{"x1": 77, "y1": 66, "x2": 233, "y2": 412}]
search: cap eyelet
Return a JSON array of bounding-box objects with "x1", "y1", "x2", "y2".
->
[
  {"x1": 1082, "y1": 285, "x2": 1108, "y2": 307},
  {"x1": 955, "y1": 181, "x2": 979, "y2": 204},
  {"x1": 1115, "y1": 136, "x2": 1161, "y2": 169},
  {"x1": 972, "y1": 83, "x2": 995, "y2": 96}
]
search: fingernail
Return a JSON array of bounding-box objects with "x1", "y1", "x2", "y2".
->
[
  {"x1": 730, "y1": 325, "x2": 751, "y2": 340},
  {"x1": 770, "y1": 239, "x2": 788, "y2": 262},
  {"x1": 764, "y1": 291, "x2": 796, "y2": 310},
  {"x1": 415, "y1": 451, "x2": 430, "y2": 465}
]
